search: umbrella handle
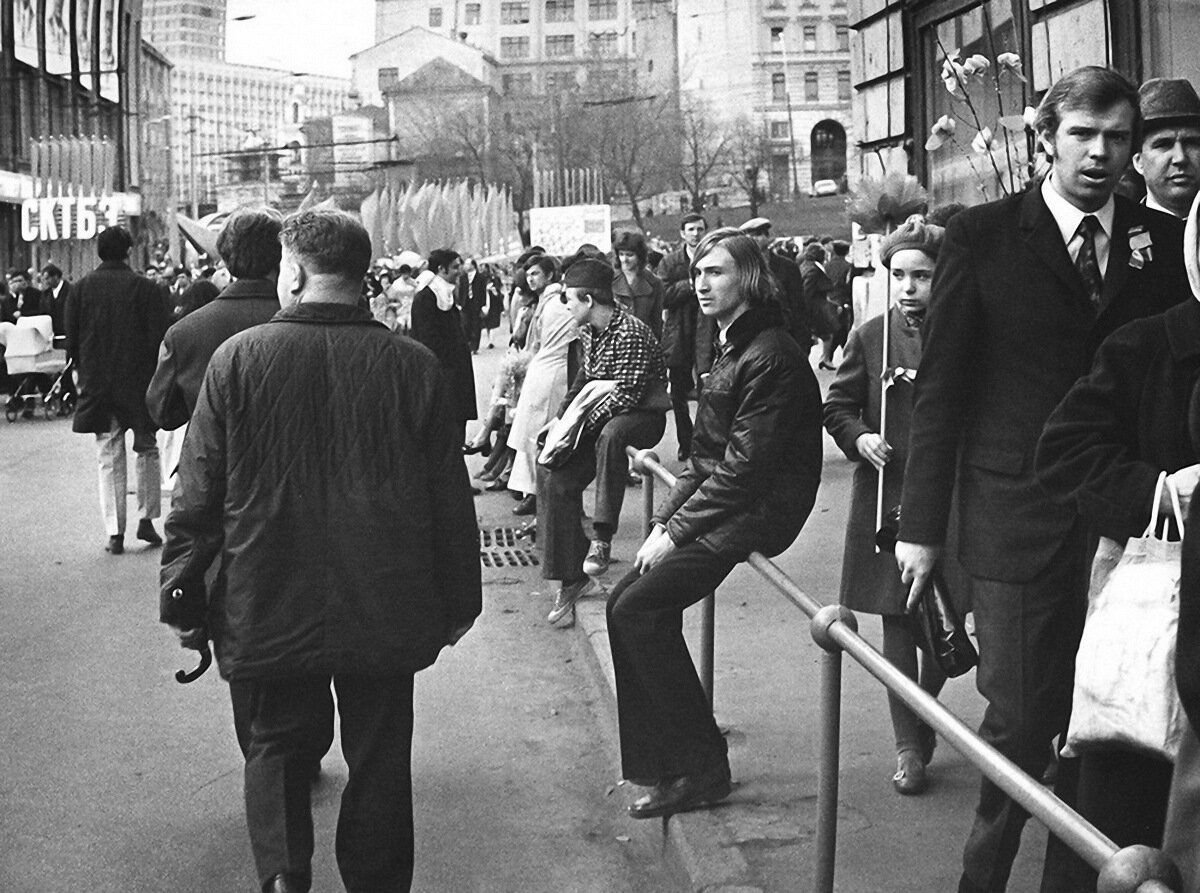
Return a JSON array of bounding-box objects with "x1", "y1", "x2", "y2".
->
[{"x1": 175, "y1": 646, "x2": 212, "y2": 684}]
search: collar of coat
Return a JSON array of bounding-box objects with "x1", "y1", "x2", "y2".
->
[
  {"x1": 269, "y1": 301, "x2": 377, "y2": 326},
  {"x1": 218, "y1": 278, "x2": 278, "y2": 301},
  {"x1": 721, "y1": 304, "x2": 785, "y2": 352}
]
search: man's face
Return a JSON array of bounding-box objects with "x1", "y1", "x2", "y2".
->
[
  {"x1": 1134, "y1": 125, "x2": 1200, "y2": 215},
  {"x1": 680, "y1": 219, "x2": 706, "y2": 249},
  {"x1": 562, "y1": 287, "x2": 594, "y2": 327},
  {"x1": 9, "y1": 274, "x2": 29, "y2": 293},
  {"x1": 438, "y1": 258, "x2": 463, "y2": 284},
  {"x1": 44, "y1": 272, "x2": 61, "y2": 290},
  {"x1": 525, "y1": 265, "x2": 548, "y2": 293},
  {"x1": 693, "y1": 244, "x2": 748, "y2": 325},
  {"x1": 748, "y1": 228, "x2": 770, "y2": 250},
  {"x1": 1042, "y1": 101, "x2": 1136, "y2": 212}
]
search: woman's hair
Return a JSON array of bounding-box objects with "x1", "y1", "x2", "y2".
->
[
  {"x1": 689, "y1": 228, "x2": 778, "y2": 309},
  {"x1": 612, "y1": 230, "x2": 648, "y2": 267}
]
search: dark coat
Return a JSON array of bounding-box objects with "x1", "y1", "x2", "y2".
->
[
  {"x1": 658, "y1": 245, "x2": 697, "y2": 368},
  {"x1": 823, "y1": 307, "x2": 922, "y2": 613},
  {"x1": 43, "y1": 281, "x2": 72, "y2": 335},
  {"x1": 800, "y1": 259, "x2": 836, "y2": 338},
  {"x1": 1036, "y1": 298, "x2": 1200, "y2": 541},
  {"x1": 145, "y1": 278, "x2": 280, "y2": 430},
  {"x1": 611, "y1": 267, "x2": 664, "y2": 341},
  {"x1": 655, "y1": 305, "x2": 822, "y2": 559},
  {"x1": 900, "y1": 187, "x2": 1188, "y2": 583},
  {"x1": 67, "y1": 260, "x2": 170, "y2": 434},
  {"x1": 14, "y1": 287, "x2": 44, "y2": 318},
  {"x1": 483, "y1": 274, "x2": 504, "y2": 329},
  {"x1": 411, "y1": 284, "x2": 478, "y2": 422},
  {"x1": 160, "y1": 301, "x2": 482, "y2": 680},
  {"x1": 768, "y1": 251, "x2": 811, "y2": 349}
]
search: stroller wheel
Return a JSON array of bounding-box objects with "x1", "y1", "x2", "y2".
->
[
  {"x1": 44, "y1": 395, "x2": 60, "y2": 420},
  {"x1": 5, "y1": 403, "x2": 17, "y2": 423}
]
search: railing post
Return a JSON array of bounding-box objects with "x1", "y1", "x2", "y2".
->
[
  {"x1": 809, "y1": 604, "x2": 858, "y2": 893},
  {"x1": 700, "y1": 592, "x2": 715, "y2": 707}
]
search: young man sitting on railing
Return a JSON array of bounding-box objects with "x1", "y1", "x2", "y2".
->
[{"x1": 605, "y1": 228, "x2": 823, "y2": 820}]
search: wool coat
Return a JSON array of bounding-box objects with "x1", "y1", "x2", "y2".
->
[
  {"x1": 145, "y1": 277, "x2": 279, "y2": 430},
  {"x1": 411, "y1": 284, "x2": 478, "y2": 422},
  {"x1": 900, "y1": 188, "x2": 1188, "y2": 583},
  {"x1": 160, "y1": 301, "x2": 481, "y2": 680},
  {"x1": 658, "y1": 245, "x2": 697, "y2": 369},
  {"x1": 611, "y1": 267, "x2": 664, "y2": 341},
  {"x1": 67, "y1": 259, "x2": 170, "y2": 434}
]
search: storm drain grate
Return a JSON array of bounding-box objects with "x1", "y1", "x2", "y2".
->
[{"x1": 480, "y1": 527, "x2": 539, "y2": 568}]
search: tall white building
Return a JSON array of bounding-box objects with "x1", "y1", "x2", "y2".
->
[
  {"x1": 679, "y1": 0, "x2": 853, "y2": 196},
  {"x1": 142, "y1": 0, "x2": 353, "y2": 214}
]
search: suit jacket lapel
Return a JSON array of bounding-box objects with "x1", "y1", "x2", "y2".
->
[
  {"x1": 1099, "y1": 199, "x2": 1133, "y2": 313},
  {"x1": 1018, "y1": 187, "x2": 1088, "y2": 304}
]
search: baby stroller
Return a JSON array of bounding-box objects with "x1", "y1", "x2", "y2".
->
[{"x1": 0, "y1": 315, "x2": 71, "y2": 421}]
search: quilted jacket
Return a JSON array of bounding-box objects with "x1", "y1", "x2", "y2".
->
[
  {"x1": 160, "y1": 301, "x2": 482, "y2": 680},
  {"x1": 654, "y1": 304, "x2": 822, "y2": 559}
]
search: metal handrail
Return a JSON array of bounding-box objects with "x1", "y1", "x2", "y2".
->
[{"x1": 626, "y1": 446, "x2": 1181, "y2": 893}]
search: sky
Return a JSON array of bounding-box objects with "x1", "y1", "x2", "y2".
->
[{"x1": 224, "y1": 0, "x2": 376, "y2": 79}]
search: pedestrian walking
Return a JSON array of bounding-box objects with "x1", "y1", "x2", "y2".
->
[
  {"x1": 66, "y1": 225, "x2": 169, "y2": 554},
  {"x1": 160, "y1": 209, "x2": 481, "y2": 893},
  {"x1": 411, "y1": 248, "x2": 478, "y2": 438},
  {"x1": 606, "y1": 229, "x2": 822, "y2": 819}
]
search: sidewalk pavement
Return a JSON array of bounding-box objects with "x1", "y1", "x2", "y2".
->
[{"x1": 467, "y1": 342, "x2": 1049, "y2": 893}]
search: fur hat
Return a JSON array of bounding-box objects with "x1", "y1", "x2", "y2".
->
[{"x1": 879, "y1": 217, "x2": 945, "y2": 267}]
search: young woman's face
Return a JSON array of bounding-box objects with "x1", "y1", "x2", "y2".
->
[
  {"x1": 888, "y1": 248, "x2": 936, "y2": 314},
  {"x1": 618, "y1": 250, "x2": 639, "y2": 272}
]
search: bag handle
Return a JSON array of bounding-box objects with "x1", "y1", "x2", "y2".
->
[{"x1": 1147, "y1": 471, "x2": 1185, "y2": 540}]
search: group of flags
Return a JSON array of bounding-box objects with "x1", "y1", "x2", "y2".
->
[{"x1": 359, "y1": 180, "x2": 522, "y2": 261}]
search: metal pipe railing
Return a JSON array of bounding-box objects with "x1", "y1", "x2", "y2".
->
[{"x1": 626, "y1": 446, "x2": 1181, "y2": 893}]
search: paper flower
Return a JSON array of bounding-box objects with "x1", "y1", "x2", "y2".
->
[
  {"x1": 971, "y1": 127, "x2": 997, "y2": 154},
  {"x1": 941, "y1": 52, "x2": 966, "y2": 96},
  {"x1": 846, "y1": 172, "x2": 929, "y2": 235},
  {"x1": 925, "y1": 114, "x2": 957, "y2": 151},
  {"x1": 962, "y1": 54, "x2": 991, "y2": 75}
]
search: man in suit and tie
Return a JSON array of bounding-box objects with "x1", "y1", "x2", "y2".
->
[{"x1": 895, "y1": 66, "x2": 1189, "y2": 893}]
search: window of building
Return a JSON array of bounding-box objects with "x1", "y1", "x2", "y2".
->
[
  {"x1": 590, "y1": 68, "x2": 620, "y2": 91},
  {"x1": 770, "y1": 26, "x2": 784, "y2": 50},
  {"x1": 501, "y1": 35, "x2": 531, "y2": 57},
  {"x1": 546, "y1": 0, "x2": 574, "y2": 22},
  {"x1": 836, "y1": 23, "x2": 849, "y2": 51},
  {"x1": 837, "y1": 69, "x2": 851, "y2": 100},
  {"x1": 802, "y1": 24, "x2": 817, "y2": 51},
  {"x1": 546, "y1": 33, "x2": 575, "y2": 56},
  {"x1": 501, "y1": 1, "x2": 530, "y2": 24},
  {"x1": 503, "y1": 71, "x2": 534, "y2": 93},
  {"x1": 770, "y1": 120, "x2": 790, "y2": 138},
  {"x1": 429, "y1": 6, "x2": 443, "y2": 27},
  {"x1": 771, "y1": 72, "x2": 786, "y2": 102},
  {"x1": 465, "y1": 2, "x2": 481, "y2": 24},
  {"x1": 588, "y1": 0, "x2": 617, "y2": 21},
  {"x1": 805, "y1": 70, "x2": 819, "y2": 101},
  {"x1": 589, "y1": 31, "x2": 619, "y2": 55},
  {"x1": 545, "y1": 69, "x2": 578, "y2": 91}
]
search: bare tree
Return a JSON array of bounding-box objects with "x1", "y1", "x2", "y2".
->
[
  {"x1": 677, "y1": 95, "x2": 730, "y2": 213},
  {"x1": 727, "y1": 116, "x2": 772, "y2": 217}
]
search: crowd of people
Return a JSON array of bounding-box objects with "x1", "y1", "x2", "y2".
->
[{"x1": 6, "y1": 60, "x2": 1200, "y2": 893}]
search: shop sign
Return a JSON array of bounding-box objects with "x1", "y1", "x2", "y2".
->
[{"x1": 20, "y1": 196, "x2": 121, "y2": 242}]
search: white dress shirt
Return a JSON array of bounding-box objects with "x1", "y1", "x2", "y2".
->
[{"x1": 1041, "y1": 174, "x2": 1115, "y2": 277}]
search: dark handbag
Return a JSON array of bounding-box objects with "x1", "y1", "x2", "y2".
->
[{"x1": 876, "y1": 506, "x2": 978, "y2": 678}]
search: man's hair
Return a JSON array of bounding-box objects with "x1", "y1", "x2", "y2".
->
[
  {"x1": 1034, "y1": 66, "x2": 1141, "y2": 145},
  {"x1": 577, "y1": 287, "x2": 615, "y2": 306},
  {"x1": 7, "y1": 267, "x2": 29, "y2": 281},
  {"x1": 217, "y1": 208, "x2": 282, "y2": 279},
  {"x1": 40, "y1": 262, "x2": 62, "y2": 279},
  {"x1": 279, "y1": 210, "x2": 372, "y2": 280},
  {"x1": 612, "y1": 230, "x2": 648, "y2": 266},
  {"x1": 427, "y1": 248, "x2": 461, "y2": 274},
  {"x1": 679, "y1": 212, "x2": 707, "y2": 230},
  {"x1": 526, "y1": 254, "x2": 559, "y2": 279},
  {"x1": 97, "y1": 226, "x2": 133, "y2": 261},
  {"x1": 690, "y1": 228, "x2": 778, "y2": 309}
]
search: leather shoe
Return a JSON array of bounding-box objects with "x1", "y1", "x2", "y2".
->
[
  {"x1": 677, "y1": 446, "x2": 690, "y2": 461},
  {"x1": 136, "y1": 518, "x2": 162, "y2": 545},
  {"x1": 892, "y1": 749, "x2": 928, "y2": 796},
  {"x1": 818, "y1": 361, "x2": 837, "y2": 371},
  {"x1": 513, "y1": 494, "x2": 536, "y2": 515},
  {"x1": 628, "y1": 764, "x2": 731, "y2": 819},
  {"x1": 106, "y1": 535, "x2": 124, "y2": 555},
  {"x1": 462, "y1": 440, "x2": 490, "y2": 455},
  {"x1": 262, "y1": 873, "x2": 310, "y2": 893},
  {"x1": 485, "y1": 477, "x2": 509, "y2": 491}
]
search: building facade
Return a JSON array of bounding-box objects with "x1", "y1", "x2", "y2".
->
[
  {"x1": 678, "y1": 0, "x2": 855, "y2": 198},
  {"x1": 849, "y1": 0, "x2": 1200, "y2": 207}
]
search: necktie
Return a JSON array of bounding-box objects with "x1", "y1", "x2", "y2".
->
[{"x1": 1075, "y1": 215, "x2": 1102, "y2": 306}]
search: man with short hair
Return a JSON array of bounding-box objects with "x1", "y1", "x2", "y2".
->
[
  {"x1": 7, "y1": 268, "x2": 43, "y2": 318},
  {"x1": 67, "y1": 226, "x2": 170, "y2": 554},
  {"x1": 539, "y1": 258, "x2": 668, "y2": 627},
  {"x1": 739, "y1": 216, "x2": 812, "y2": 358},
  {"x1": 40, "y1": 263, "x2": 70, "y2": 335},
  {"x1": 146, "y1": 207, "x2": 283, "y2": 431},
  {"x1": 658, "y1": 213, "x2": 707, "y2": 459},
  {"x1": 411, "y1": 248, "x2": 478, "y2": 435},
  {"x1": 1134, "y1": 77, "x2": 1200, "y2": 219},
  {"x1": 161, "y1": 209, "x2": 480, "y2": 893},
  {"x1": 896, "y1": 66, "x2": 1190, "y2": 892}
]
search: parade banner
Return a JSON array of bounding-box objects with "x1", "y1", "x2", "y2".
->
[{"x1": 361, "y1": 180, "x2": 521, "y2": 259}]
